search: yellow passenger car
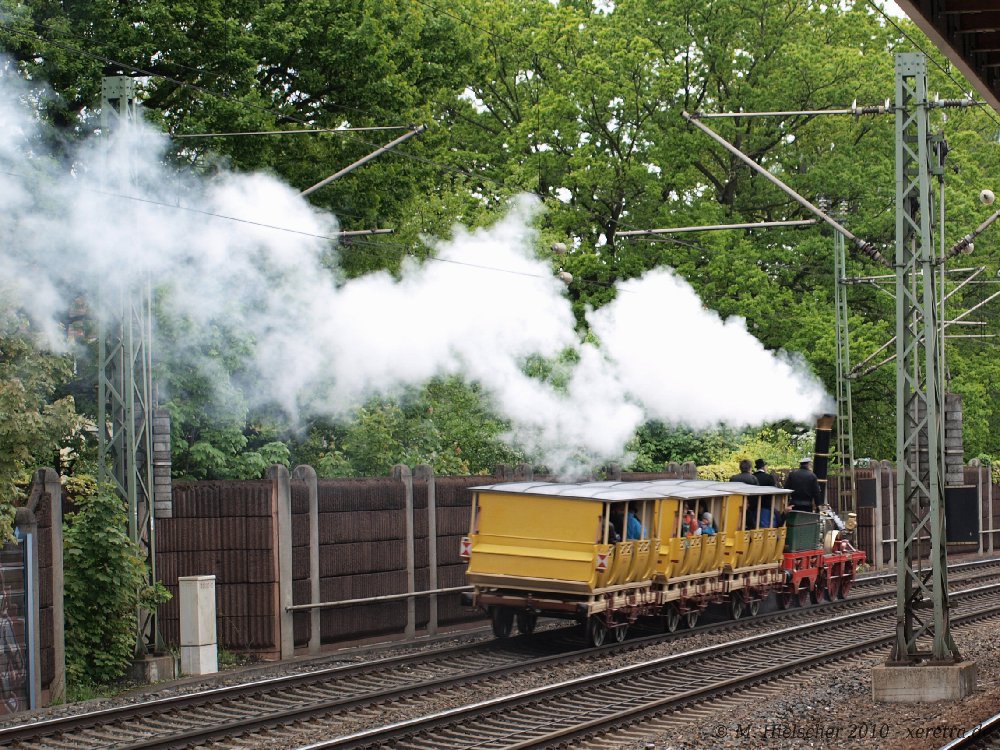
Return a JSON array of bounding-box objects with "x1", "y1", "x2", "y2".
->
[{"x1": 463, "y1": 479, "x2": 791, "y2": 645}]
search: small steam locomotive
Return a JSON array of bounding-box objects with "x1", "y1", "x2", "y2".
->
[{"x1": 460, "y1": 418, "x2": 864, "y2": 645}]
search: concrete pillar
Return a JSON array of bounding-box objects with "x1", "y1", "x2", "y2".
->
[
  {"x1": 35, "y1": 469, "x2": 64, "y2": 704},
  {"x1": 514, "y1": 463, "x2": 533, "y2": 480},
  {"x1": 178, "y1": 575, "x2": 217, "y2": 675},
  {"x1": 873, "y1": 461, "x2": 884, "y2": 569},
  {"x1": 267, "y1": 465, "x2": 294, "y2": 660},
  {"x1": 986, "y1": 466, "x2": 993, "y2": 554},
  {"x1": 414, "y1": 465, "x2": 438, "y2": 635},
  {"x1": 666, "y1": 462, "x2": 681, "y2": 478},
  {"x1": 681, "y1": 461, "x2": 698, "y2": 480},
  {"x1": 292, "y1": 465, "x2": 320, "y2": 655},
  {"x1": 392, "y1": 465, "x2": 416, "y2": 638}
]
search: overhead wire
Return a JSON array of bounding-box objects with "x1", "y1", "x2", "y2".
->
[
  {"x1": 0, "y1": 6, "x2": 780, "y2": 248},
  {"x1": 0, "y1": 6, "x2": 818, "y2": 290}
]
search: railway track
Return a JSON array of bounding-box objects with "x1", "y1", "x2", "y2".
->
[
  {"x1": 940, "y1": 711, "x2": 1000, "y2": 750},
  {"x1": 5, "y1": 558, "x2": 1000, "y2": 750},
  {"x1": 305, "y1": 584, "x2": 1000, "y2": 750}
]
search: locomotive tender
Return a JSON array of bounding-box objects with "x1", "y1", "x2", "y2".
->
[{"x1": 461, "y1": 479, "x2": 864, "y2": 646}]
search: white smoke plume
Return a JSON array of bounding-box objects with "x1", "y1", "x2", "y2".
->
[{"x1": 0, "y1": 64, "x2": 830, "y2": 476}]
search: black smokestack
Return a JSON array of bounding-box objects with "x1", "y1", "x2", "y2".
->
[{"x1": 813, "y1": 413, "x2": 835, "y2": 504}]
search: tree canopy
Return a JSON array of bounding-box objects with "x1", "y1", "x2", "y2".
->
[{"x1": 2, "y1": 0, "x2": 1000, "y2": 486}]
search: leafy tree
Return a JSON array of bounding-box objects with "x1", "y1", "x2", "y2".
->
[
  {"x1": 291, "y1": 378, "x2": 523, "y2": 477},
  {"x1": 63, "y1": 490, "x2": 170, "y2": 685},
  {"x1": 625, "y1": 423, "x2": 739, "y2": 470},
  {"x1": 0, "y1": 313, "x2": 79, "y2": 539},
  {"x1": 6, "y1": 0, "x2": 1000, "y2": 475}
]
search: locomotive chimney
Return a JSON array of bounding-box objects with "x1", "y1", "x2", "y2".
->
[{"x1": 813, "y1": 414, "x2": 835, "y2": 505}]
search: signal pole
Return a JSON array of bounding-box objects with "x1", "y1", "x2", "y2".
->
[
  {"x1": 98, "y1": 75, "x2": 161, "y2": 658},
  {"x1": 833, "y1": 219, "x2": 857, "y2": 516},
  {"x1": 871, "y1": 52, "x2": 974, "y2": 703}
]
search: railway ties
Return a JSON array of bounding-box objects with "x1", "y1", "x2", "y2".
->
[
  {"x1": 305, "y1": 584, "x2": 1000, "y2": 750},
  {"x1": 3, "y1": 557, "x2": 1000, "y2": 750}
]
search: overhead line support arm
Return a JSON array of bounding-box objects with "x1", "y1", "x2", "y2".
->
[{"x1": 681, "y1": 111, "x2": 889, "y2": 267}]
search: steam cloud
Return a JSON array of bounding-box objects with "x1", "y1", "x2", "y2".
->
[{"x1": 0, "y1": 64, "x2": 830, "y2": 476}]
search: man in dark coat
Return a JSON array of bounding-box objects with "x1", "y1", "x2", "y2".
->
[
  {"x1": 730, "y1": 459, "x2": 759, "y2": 485},
  {"x1": 753, "y1": 458, "x2": 776, "y2": 488},
  {"x1": 752, "y1": 459, "x2": 781, "y2": 528},
  {"x1": 784, "y1": 457, "x2": 821, "y2": 512},
  {"x1": 731, "y1": 460, "x2": 759, "y2": 528}
]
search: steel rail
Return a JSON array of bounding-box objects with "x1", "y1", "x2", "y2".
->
[
  {"x1": 4, "y1": 587, "x2": 897, "y2": 750},
  {"x1": 5, "y1": 558, "x2": 999, "y2": 749},
  {"x1": 939, "y1": 708, "x2": 1000, "y2": 749},
  {"x1": 297, "y1": 586, "x2": 1000, "y2": 750}
]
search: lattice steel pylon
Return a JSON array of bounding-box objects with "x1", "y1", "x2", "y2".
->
[
  {"x1": 891, "y1": 53, "x2": 958, "y2": 664},
  {"x1": 98, "y1": 76, "x2": 160, "y2": 657},
  {"x1": 833, "y1": 225, "x2": 857, "y2": 515}
]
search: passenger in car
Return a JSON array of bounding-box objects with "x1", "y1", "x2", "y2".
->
[{"x1": 683, "y1": 508, "x2": 698, "y2": 537}]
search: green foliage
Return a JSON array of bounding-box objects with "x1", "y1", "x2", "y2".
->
[
  {"x1": 64, "y1": 490, "x2": 171, "y2": 685},
  {"x1": 6, "y1": 0, "x2": 1000, "y2": 477},
  {"x1": 629, "y1": 423, "x2": 808, "y2": 480},
  {"x1": 292, "y1": 378, "x2": 524, "y2": 477},
  {"x1": 625, "y1": 423, "x2": 738, "y2": 471},
  {"x1": 0, "y1": 313, "x2": 79, "y2": 540}
]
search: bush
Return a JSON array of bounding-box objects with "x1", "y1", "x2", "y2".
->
[{"x1": 64, "y1": 490, "x2": 170, "y2": 685}]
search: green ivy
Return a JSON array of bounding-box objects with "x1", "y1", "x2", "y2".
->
[{"x1": 63, "y1": 490, "x2": 171, "y2": 686}]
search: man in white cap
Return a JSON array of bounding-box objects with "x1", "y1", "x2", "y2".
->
[{"x1": 784, "y1": 456, "x2": 821, "y2": 513}]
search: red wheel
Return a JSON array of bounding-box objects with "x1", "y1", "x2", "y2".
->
[
  {"x1": 810, "y1": 576, "x2": 824, "y2": 604},
  {"x1": 825, "y1": 563, "x2": 842, "y2": 601},
  {"x1": 797, "y1": 580, "x2": 811, "y2": 607},
  {"x1": 838, "y1": 564, "x2": 854, "y2": 599},
  {"x1": 827, "y1": 576, "x2": 842, "y2": 600}
]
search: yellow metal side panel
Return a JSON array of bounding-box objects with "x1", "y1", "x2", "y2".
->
[
  {"x1": 654, "y1": 499, "x2": 681, "y2": 579},
  {"x1": 760, "y1": 528, "x2": 779, "y2": 562},
  {"x1": 642, "y1": 541, "x2": 660, "y2": 580},
  {"x1": 471, "y1": 540, "x2": 594, "y2": 582},
  {"x1": 609, "y1": 541, "x2": 632, "y2": 585},
  {"x1": 627, "y1": 539, "x2": 652, "y2": 582},
  {"x1": 730, "y1": 530, "x2": 751, "y2": 569},
  {"x1": 701, "y1": 534, "x2": 724, "y2": 572},
  {"x1": 721, "y1": 495, "x2": 744, "y2": 535},
  {"x1": 594, "y1": 543, "x2": 615, "y2": 588},
  {"x1": 664, "y1": 537, "x2": 684, "y2": 579},
  {"x1": 476, "y1": 492, "x2": 602, "y2": 541},
  {"x1": 745, "y1": 530, "x2": 765, "y2": 566},
  {"x1": 696, "y1": 535, "x2": 719, "y2": 573},
  {"x1": 720, "y1": 494, "x2": 745, "y2": 569},
  {"x1": 682, "y1": 535, "x2": 703, "y2": 575},
  {"x1": 468, "y1": 493, "x2": 603, "y2": 587}
]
